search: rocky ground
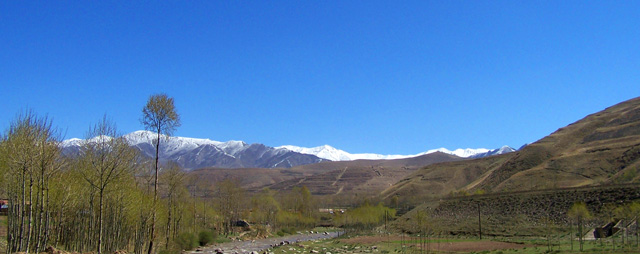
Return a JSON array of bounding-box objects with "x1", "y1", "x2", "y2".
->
[{"x1": 189, "y1": 231, "x2": 341, "y2": 254}]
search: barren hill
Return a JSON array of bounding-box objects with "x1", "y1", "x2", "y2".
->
[
  {"x1": 384, "y1": 96, "x2": 640, "y2": 199},
  {"x1": 190, "y1": 152, "x2": 463, "y2": 195},
  {"x1": 265, "y1": 152, "x2": 463, "y2": 195}
]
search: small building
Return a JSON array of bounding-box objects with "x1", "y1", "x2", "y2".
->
[
  {"x1": 594, "y1": 221, "x2": 620, "y2": 238},
  {"x1": 0, "y1": 199, "x2": 8, "y2": 215}
]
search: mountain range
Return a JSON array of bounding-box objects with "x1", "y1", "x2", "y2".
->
[
  {"x1": 59, "y1": 97, "x2": 640, "y2": 200},
  {"x1": 277, "y1": 144, "x2": 514, "y2": 161},
  {"x1": 60, "y1": 130, "x2": 514, "y2": 170},
  {"x1": 61, "y1": 131, "x2": 326, "y2": 170}
]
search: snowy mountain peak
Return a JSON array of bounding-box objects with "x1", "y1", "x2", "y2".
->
[
  {"x1": 497, "y1": 145, "x2": 516, "y2": 153},
  {"x1": 278, "y1": 145, "x2": 515, "y2": 161},
  {"x1": 62, "y1": 131, "x2": 515, "y2": 166},
  {"x1": 423, "y1": 148, "x2": 490, "y2": 158},
  {"x1": 61, "y1": 131, "x2": 324, "y2": 169},
  {"x1": 63, "y1": 131, "x2": 246, "y2": 157},
  {"x1": 277, "y1": 145, "x2": 354, "y2": 161},
  {"x1": 61, "y1": 138, "x2": 84, "y2": 147},
  {"x1": 123, "y1": 130, "x2": 222, "y2": 146}
]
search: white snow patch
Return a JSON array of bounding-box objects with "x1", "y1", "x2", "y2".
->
[{"x1": 278, "y1": 145, "x2": 510, "y2": 161}]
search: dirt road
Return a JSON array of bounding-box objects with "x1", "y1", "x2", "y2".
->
[{"x1": 190, "y1": 232, "x2": 341, "y2": 254}]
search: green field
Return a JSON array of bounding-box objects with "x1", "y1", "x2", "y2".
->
[{"x1": 268, "y1": 233, "x2": 640, "y2": 254}]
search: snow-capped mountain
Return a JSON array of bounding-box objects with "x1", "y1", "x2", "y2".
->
[
  {"x1": 277, "y1": 145, "x2": 408, "y2": 161},
  {"x1": 277, "y1": 145, "x2": 515, "y2": 161},
  {"x1": 61, "y1": 130, "x2": 515, "y2": 170},
  {"x1": 61, "y1": 130, "x2": 326, "y2": 170},
  {"x1": 469, "y1": 145, "x2": 516, "y2": 158}
]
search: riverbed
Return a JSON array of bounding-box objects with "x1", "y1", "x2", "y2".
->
[{"x1": 189, "y1": 231, "x2": 341, "y2": 254}]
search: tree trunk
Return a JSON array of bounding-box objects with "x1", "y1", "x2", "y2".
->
[
  {"x1": 98, "y1": 188, "x2": 104, "y2": 254},
  {"x1": 148, "y1": 130, "x2": 160, "y2": 254},
  {"x1": 166, "y1": 195, "x2": 172, "y2": 250},
  {"x1": 570, "y1": 222, "x2": 573, "y2": 251},
  {"x1": 43, "y1": 181, "x2": 51, "y2": 252},
  {"x1": 36, "y1": 166, "x2": 45, "y2": 253},
  {"x1": 26, "y1": 173, "x2": 34, "y2": 253},
  {"x1": 203, "y1": 200, "x2": 207, "y2": 228},
  {"x1": 55, "y1": 204, "x2": 63, "y2": 247},
  {"x1": 19, "y1": 168, "x2": 26, "y2": 251},
  {"x1": 477, "y1": 202, "x2": 482, "y2": 240},
  {"x1": 193, "y1": 196, "x2": 197, "y2": 233},
  {"x1": 579, "y1": 217, "x2": 583, "y2": 251},
  {"x1": 8, "y1": 195, "x2": 17, "y2": 254}
]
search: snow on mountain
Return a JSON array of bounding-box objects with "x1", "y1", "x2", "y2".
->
[
  {"x1": 496, "y1": 145, "x2": 516, "y2": 154},
  {"x1": 123, "y1": 130, "x2": 244, "y2": 157},
  {"x1": 61, "y1": 138, "x2": 84, "y2": 147},
  {"x1": 278, "y1": 145, "x2": 514, "y2": 161},
  {"x1": 63, "y1": 130, "x2": 253, "y2": 158},
  {"x1": 61, "y1": 131, "x2": 324, "y2": 169},
  {"x1": 61, "y1": 131, "x2": 515, "y2": 168},
  {"x1": 278, "y1": 145, "x2": 353, "y2": 161},
  {"x1": 276, "y1": 145, "x2": 410, "y2": 161},
  {"x1": 423, "y1": 148, "x2": 490, "y2": 158}
]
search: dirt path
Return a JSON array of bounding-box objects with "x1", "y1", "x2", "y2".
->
[
  {"x1": 190, "y1": 232, "x2": 341, "y2": 254},
  {"x1": 332, "y1": 167, "x2": 348, "y2": 186}
]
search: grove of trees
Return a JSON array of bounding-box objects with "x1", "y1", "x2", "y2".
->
[{"x1": 0, "y1": 94, "x2": 357, "y2": 254}]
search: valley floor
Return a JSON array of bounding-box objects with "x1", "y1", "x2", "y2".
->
[
  {"x1": 189, "y1": 231, "x2": 341, "y2": 254},
  {"x1": 266, "y1": 234, "x2": 640, "y2": 254}
]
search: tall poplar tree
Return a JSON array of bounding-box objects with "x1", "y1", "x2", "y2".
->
[{"x1": 141, "y1": 94, "x2": 180, "y2": 254}]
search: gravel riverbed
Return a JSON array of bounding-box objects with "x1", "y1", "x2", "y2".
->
[{"x1": 189, "y1": 232, "x2": 341, "y2": 254}]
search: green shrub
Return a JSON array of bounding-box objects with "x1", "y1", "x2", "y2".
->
[
  {"x1": 175, "y1": 232, "x2": 198, "y2": 250},
  {"x1": 198, "y1": 230, "x2": 215, "y2": 246},
  {"x1": 276, "y1": 227, "x2": 296, "y2": 236}
]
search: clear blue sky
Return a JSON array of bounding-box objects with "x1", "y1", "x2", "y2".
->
[{"x1": 1, "y1": 1, "x2": 639, "y2": 154}]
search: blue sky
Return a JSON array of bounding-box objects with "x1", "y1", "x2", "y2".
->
[{"x1": 1, "y1": 1, "x2": 639, "y2": 154}]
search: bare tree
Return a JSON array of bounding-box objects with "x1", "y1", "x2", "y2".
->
[
  {"x1": 141, "y1": 93, "x2": 181, "y2": 254},
  {"x1": 77, "y1": 116, "x2": 138, "y2": 254}
]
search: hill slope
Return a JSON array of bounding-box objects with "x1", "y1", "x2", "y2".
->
[
  {"x1": 264, "y1": 152, "x2": 463, "y2": 196},
  {"x1": 384, "y1": 96, "x2": 640, "y2": 199},
  {"x1": 190, "y1": 152, "x2": 464, "y2": 196}
]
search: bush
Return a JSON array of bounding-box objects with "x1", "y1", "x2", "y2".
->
[
  {"x1": 198, "y1": 230, "x2": 215, "y2": 246},
  {"x1": 276, "y1": 227, "x2": 296, "y2": 236},
  {"x1": 175, "y1": 232, "x2": 198, "y2": 250}
]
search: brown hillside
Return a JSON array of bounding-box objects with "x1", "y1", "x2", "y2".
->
[
  {"x1": 380, "y1": 154, "x2": 511, "y2": 200},
  {"x1": 188, "y1": 167, "x2": 301, "y2": 189},
  {"x1": 385, "y1": 96, "x2": 640, "y2": 199},
  {"x1": 190, "y1": 152, "x2": 463, "y2": 195},
  {"x1": 265, "y1": 152, "x2": 462, "y2": 195}
]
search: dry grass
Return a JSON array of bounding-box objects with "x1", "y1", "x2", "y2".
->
[{"x1": 384, "y1": 97, "x2": 640, "y2": 201}]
